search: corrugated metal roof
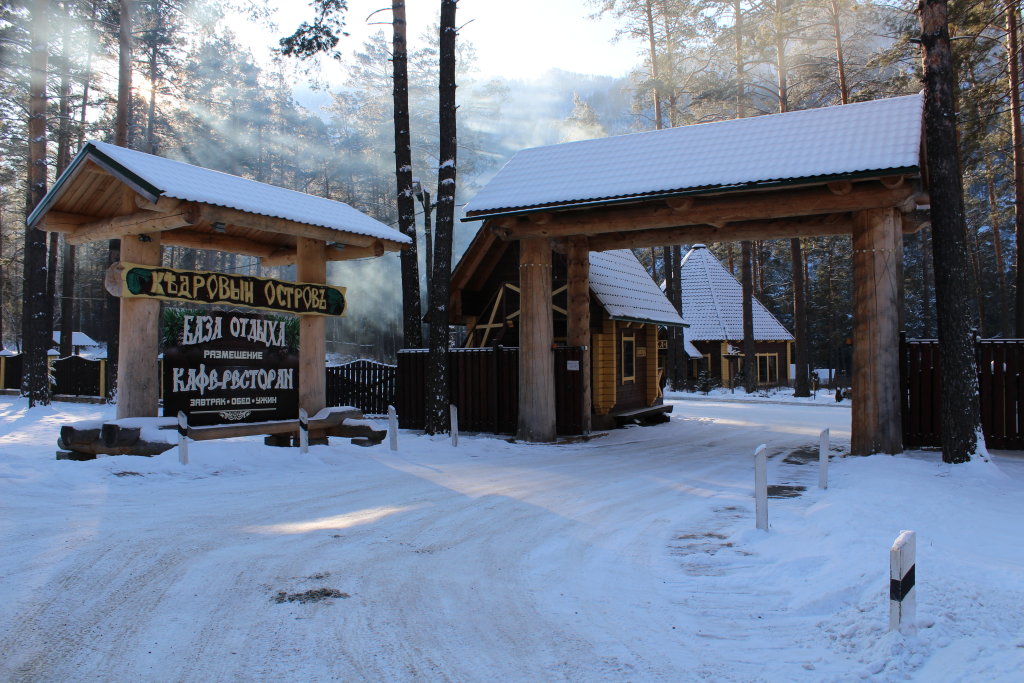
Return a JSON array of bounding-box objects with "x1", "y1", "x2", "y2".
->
[
  {"x1": 589, "y1": 250, "x2": 684, "y2": 327},
  {"x1": 679, "y1": 245, "x2": 793, "y2": 342},
  {"x1": 466, "y1": 94, "x2": 922, "y2": 215},
  {"x1": 43, "y1": 141, "x2": 410, "y2": 244}
]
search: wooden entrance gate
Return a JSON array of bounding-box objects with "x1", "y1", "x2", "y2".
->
[{"x1": 902, "y1": 338, "x2": 1024, "y2": 449}]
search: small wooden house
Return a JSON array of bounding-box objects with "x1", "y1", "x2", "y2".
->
[
  {"x1": 679, "y1": 244, "x2": 794, "y2": 388},
  {"x1": 450, "y1": 231, "x2": 684, "y2": 429}
]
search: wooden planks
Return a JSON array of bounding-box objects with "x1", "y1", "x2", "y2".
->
[
  {"x1": 116, "y1": 233, "x2": 162, "y2": 419},
  {"x1": 566, "y1": 236, "x2": 592, "y2": 432}
]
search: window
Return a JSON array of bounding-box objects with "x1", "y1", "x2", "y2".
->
[
  {"x1": 757, "y1": 353, "x2": 779, "y2": 384},
  {"x1": 621, "y1": 332, "x2": 636, "y2": 383}
]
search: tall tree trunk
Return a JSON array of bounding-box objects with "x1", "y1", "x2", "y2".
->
[
  {"x1": 1008, "y1": 1, "x2": 1024, "y2": 336},
  {"x1": 22, "y1": 0, "x2": 52, "y2": 406},
  {"x1": 829, "y1": 0, "x2": 850, "y2": 104},
  {"x1": 107, "y1": 0, "x2": 132, "y2": 399},
  {"x1": 919, "y1": 0, "x2": 982, "y2": 463},
  {"x1": 393, "y1": 1, "x2": 422, "y2": 348},
  {"x1": 791, "y1": 238, "x2": 810, "y2": 394},
  {"x1": 741, "y1": 240, "x2": 757, "y2": 392},
  {"x1": 57, "y1": 10, "x2": 75, "y2": 358},
  {"x1": 144, "y1": 19, "x2": 159, "y2": 154},
  {"x1": 424, "y1": 0, "x2": 457, "y2": 435},
  {"x1": 644, "y1": 0, "x2": 664, "y2": 130},
  {"x1": 986, "y1": 170, "x2": 1011, "y2": 337}
]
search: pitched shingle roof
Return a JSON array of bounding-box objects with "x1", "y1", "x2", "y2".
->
[
  {"x1": 466, "y1": 94, "x2": 922, "y2": 216},
  {"x1": 589, "y1": 250, "x2": 683, "y2": 327},
  {"x1": 31, "y1": 141, "x2": 410, "y2": 244},
  {"x1": 680, "y1": 245, "x2": 793, "y2": 342}
]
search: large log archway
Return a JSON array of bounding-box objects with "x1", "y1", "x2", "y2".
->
[{"x1": 474, "y1": 178, "x2": 926, "y2": 454}]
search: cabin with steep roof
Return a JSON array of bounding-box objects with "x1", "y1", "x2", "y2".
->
[{"x1": 678, "y1": 244, "x2": 794, "y2": 388}]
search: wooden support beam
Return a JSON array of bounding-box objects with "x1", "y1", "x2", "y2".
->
[
  {"x1": 197, "y1": 205, "x2": 377, "y2": 248},
  {"x1": 297, "y1": 237, "x2": 326, "y2": 422},
  {"x1": 567, "y1": 236, "x2": 592, "y2": 434},
  {"x1": 588, "y1": 215, "x2": 855, "y2": 251},
  {"x1": 827, "y1": 181, "x2": 853, "y2": 195},
  {"x1": 260, "y1": 240, "x2": 386, "y2": 267},
  {"x1": 880, "y1": 175, "x2": 905, "y2": 189},
  {"x1": 159, "y1": 229, "x2": 277, "y2": 258},
  {"x1": 134, "y1": 194, "x2": 181, "y2": 212},
  {"x1": 36, "y1": 211, "x2": 92, "y2": 233},
  {"x1": 116, "y1": 233, "x2": 162, "y2": 419},
  {"x1": 67, "y1": 204, "x2": 199, "y2": 245},
  {"x1": 666, "y1": 196, "x2": 693, "y2": 212},
  {"x1": 518, "y1": 237, "x2": 556, "y2": 442},
  {"x1": 851, "y1": 207, "x2": 902, "y2": 455},
  {"x1": 491, "y1": 183, "x2": 914, "y2": 240}
]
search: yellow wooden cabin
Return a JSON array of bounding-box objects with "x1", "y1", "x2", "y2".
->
[{"x1": 450, "y1": 230, "x2": 684, "y2": 429}]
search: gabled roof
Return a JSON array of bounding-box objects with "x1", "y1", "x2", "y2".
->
[
  {"x1": 465, "y1": 94, "x2": 922, "y2": 217},
  {"x1": 680, "y1": 244, "x2": 793, "y2": 342},
  {"x1": 29, "y1": 141, "x2": 410, "y2": 245},
  {"x1": 590, "y1": 250, "x2": 684, "y2": 327},
  {"x1": 51, "y1": 331, "x2": 98, "y2": 347}
]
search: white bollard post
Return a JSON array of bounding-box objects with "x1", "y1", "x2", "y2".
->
[
  {"x1": 388, "y1": 405, "x2": 399, "y2": 451},
  {"x1": 754, "y1": 443, "x2": 768, "y2": 531},
  {"x1": 819, "y1": 427, "x2": 830, "y2": 490},
  {"x1": 298, "y1": 407, "x2": 309, "y2": 454},
  {"x1": 177, "y1": 411, "x2": 189, "y2": 466},
  {"x1": 450, "y1": 404, "x2": 459, "y2": 447},
  {"x1": 889, "y1": 530, "x2": 917, "y2": 633}
]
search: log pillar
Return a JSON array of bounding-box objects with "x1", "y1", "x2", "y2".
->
[
  {"x1": 297, "y1": 237, "x2": 326, "y2": 420},
  {"x1": 851, "y1": 207, "x2": 903, "y2": 454},
  {"x1": 566, "y1": 236, "x2": 592, "y2": 433},
  {"x1": 116, "y1": 232, "x2": 162, "y2": 419},
  {"x1": 518, "y1": 237, "x2": 556, "y2": 442}
]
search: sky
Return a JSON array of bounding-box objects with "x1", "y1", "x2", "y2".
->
[{"x1": 250, "y1": 0, "x2": 646, "y2": 82}]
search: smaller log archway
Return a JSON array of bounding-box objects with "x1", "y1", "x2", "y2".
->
[
  {"x1": 463, "y1": 95, "x2": 927, "y2": 454},
  {"x1": 28, "y1": 141, "x2": 409, "y2": 422}
]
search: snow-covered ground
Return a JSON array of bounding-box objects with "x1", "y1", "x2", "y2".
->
[
  {"x1": 667, "y1": 385, "x2": 852, "y2": 406},
  {"x1": 1, "y1": 397, "x2": 1021, "y2": 682}
]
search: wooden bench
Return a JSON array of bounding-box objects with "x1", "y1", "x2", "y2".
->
[{"x1": 56, "y1": 407, "x2": 386, "y2": 459}]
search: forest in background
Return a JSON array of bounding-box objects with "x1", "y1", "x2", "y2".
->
[{"x1": 0, "y1": 0, "x2": 1019, "y2": 374}]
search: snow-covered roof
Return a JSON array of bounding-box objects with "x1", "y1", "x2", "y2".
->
[
  {"x1": 680, "y1": 245, "x2": 793, "y2": 342},
  {"x1": 466, "y1": 95, "x2": 922, "y2": 216},
  {"x1": 589, "y1": 250, "x2": 684, "y2": 327},
  {"x1": 30, "y1": 141, "x2": 410, "y2": 245},
  {"x1": 51, "y1": 331, "x2": 98, "y2": 347}
]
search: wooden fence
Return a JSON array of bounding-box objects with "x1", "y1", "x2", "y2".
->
[
  {"x1": 902, "y1": 337, "x2": 1024, "y2": 449},
  {"x1": 325, "y1": 360, "x2": 396, "y2": 416},
  {"x1": 396, "y1": 346, "x2": 586, "y2": 436}
]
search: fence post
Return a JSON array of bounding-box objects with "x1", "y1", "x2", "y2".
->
[
  {"x1": 388, "y1": 405, "x2": 398, "y2": 451},
  {"x1": 298, "y1": 407, "x2": 309, "y2": 454},
  {"x1": 177, "y1": 411, "x2": 189, "y2": 465},
  {"x1": 754, "y1": 443, "x2": 768, "y2": 531},
  {"x1": 819, "y1": 428, "x2": 830, "y2": 489},
  {"x1": 450, "y1": 404, "x2": 459, "y2": 447},
  {"x1": 889, "y1": 530, "x2": 917, "y2": 633}
]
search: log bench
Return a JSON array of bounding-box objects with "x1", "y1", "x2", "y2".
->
[{"x1": 56, "y1": 407, "x2": 386, "y2": 460}]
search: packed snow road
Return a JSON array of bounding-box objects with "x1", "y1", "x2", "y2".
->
[{"x1": 1, "y1": 398, "x2": 1021, "y2": 682}]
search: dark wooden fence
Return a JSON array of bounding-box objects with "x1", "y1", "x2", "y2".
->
[
  {"x1": 396, "y1": 346, "x2": 586, "y2": 436},
  {"x1": 902, "y1": 337, "x2": 1024, "y2": 449},
  {"x1": 53, "y1": 356, "x2": 103, "y2": 396},
  {"x1": 325, "y1": 360, "x2": 396, "y2": 416}
]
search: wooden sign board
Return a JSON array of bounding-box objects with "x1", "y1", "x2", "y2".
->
[
  {"x1": 162, "y1": 311, "x2": 299, "y2": 426},
  {"x1": 108, "y1": 262, "x2": 347, "y2": 317}
]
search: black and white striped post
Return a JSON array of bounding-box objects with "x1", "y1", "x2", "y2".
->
[
  {"x1": 889, "y1": 530, "x2": 916, "y2": 633},
  {"x1": 754, "y1": 443, "x2": 768, "y2": 531},
  {"x1": 450, "y1": 404, "x2": 460, "y2": 447},
  {"x1": 387, "y1": 405, "x2": 399, "y2": 451},
  {"x1": 176, "y1": 410, "x2": 189, "y2": 466},
  {"x1": 819, "y1": 428, "x2": 830, "y2": 489},
  {"x1": 298, "y1": 407, "x2": 309, "y2": 454}
]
